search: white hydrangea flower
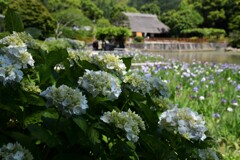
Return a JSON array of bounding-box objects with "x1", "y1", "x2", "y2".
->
[
  {"x1": 198, "y1": 148, "x2": 219, "y2": 160},
  {"x1": 123, "y1": 71, "x2": 151, "y2": 95},
  {"x1": 158, "y1": 107, "x2": 207, "y2": 141},
  {"x1": 78, "y1": 70, "x2": 122, "y2": 100},
  {"x1": 2, "y1": 43, "x2": 34, "y2": 68},
  {"x1": 40, "y1": 85, "x2": 88, "y2": 117},
  {"x1": 0, "y1": 32, "x2": 25, "y2": 46},
  {"x1": 101, "y1": 109, "x2": 146, "y2": 143},
  {"x1": 0, "y1": 32, "x2": 35, "y2": 68},
  {"x1": 0, "y1": 33, "x2": 35, "y2": 85},
  {"x1": 67, "y1": 48, "x2": 92, "y2": 63},
  {"x1": 91, "y1": 53, "x2": 127, "y2": 76},
  {"x1": 0, "y1": 142, "x2": 33, "y2": 160}
]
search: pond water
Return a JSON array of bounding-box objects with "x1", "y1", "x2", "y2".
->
[{"x1": 148, "y1": 50, "x2": 240, "y2": 65}]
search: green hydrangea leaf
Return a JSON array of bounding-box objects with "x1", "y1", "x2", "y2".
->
[{"x1": 121, "y1": 57, "x2": 133, "y2": 71}]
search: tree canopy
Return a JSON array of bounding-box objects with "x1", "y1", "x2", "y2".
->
[
  {"x1": 8, "y1": 0, "x2": 56, "y2": 37},
  {"x1": 2, "y1": 0, "x2": 240, "y2": 38},
  {"x1": 162, "y1": 0, "x2": 203, "y2": 36}
]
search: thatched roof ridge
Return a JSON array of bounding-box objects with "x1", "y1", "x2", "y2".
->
[{"x1": 123, "y1": 12, "x2": 170, "y2": 34}]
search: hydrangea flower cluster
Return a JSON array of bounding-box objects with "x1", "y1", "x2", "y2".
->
[
  {"x1": 123, "y1": 71, "x2": 151, "y2": 95},
  {"x1": 197, "y1": 148, "x2": 219, "y2": 160},
  {"x1": 0, "y1": 32, "x2": 35, "y2": 68},
  {"x1": 78, "y1": 70, "x2": 121, "y2": 100},
  {"x1": 91, "y1": 53, "x2": 126, "y2": 76},
  {"x1": 158, "y1": 107, "x2": 207, "y2": 141},
  {"x1": 20, "y1": 79, "x2": 41, "y2": 93},
  {"x1": 0, "y1": 142, "x2": 33, "y2": 160},
  {"x1": 40, "y1": 85, "x2": 88, "y2": 117},
  {"x1": 101, "y1": 109, "x2": 146, "y2": 142},
  {"x1": 148, "y1": 77, "x2": 170, "y2": 98},
  {"x1": 0, "y1": 55, "x2": 24, "y2": 85},
  {"x1": 0, "y1": 32, "x2": 35, "y2": 85},
  {"x1": 67, "y1": 48, "x2": 92, "y2": 63}
]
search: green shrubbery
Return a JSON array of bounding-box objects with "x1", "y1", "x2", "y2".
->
[
  {"x1": 8, "y1": 0, "x2": 56, "y2": 37},
  {"x1": 0, "y1": 32, "x2": 221, "y2": 160},
  {"x1": 134, "y1": 36, "x2": 144, "y2": 43},
  {"x1": 181, "y1": 28, "x2": 226, "y2": 39}
]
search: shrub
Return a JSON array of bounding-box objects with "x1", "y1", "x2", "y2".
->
[
  {"x1": 228, "y1": 30, "x2": 240, "y2": 48},
  {"x1": 0, "y1": 32, "x2": 221, "y2": 159},
  {"x1": 134, "y1": 36, "x2": 144, "y2": 43},
  {"x1": 181, "y1": 28, "x2": 226, "y2": 39}
]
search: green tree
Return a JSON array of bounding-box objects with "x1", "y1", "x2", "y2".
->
[
  {"x1": 189, "y1": 0, "x2": 228, "y2": 30},
  {"x1": 95, "y1": 27, "x2": 131, "y2": 48},
  {"x1": 53, "y1": 8, "x2": 93, "y2": 39},
  {"x1": 0, "y1": 0, "x2": 10, "y2": 13},
  {"x1": 47, "y1": 0, "x2": 81, "y2": 12},
  {"x1": 162, "y1": 0, "x2": 203, "y2": 36},
  {"x1": 8, "y1": 0, "x2": 56, "y2": 37},
  {"x1": 96, "y1": 18, "x2": 112, "y2": 28},
  {"x1": 140, "y1": 1, "x2": 161, "y2": 16},
  {"x1": 157, "y1": 0, "x2": 181, "y2": 12},
  {"x1": 81, "y1": 0, "x2": 104, "y2": 20},
  {"x1": 227, "y1": 0, "x2": 240, "y2": 32},
  {"x1": 110, "y1": 4, "x2": 138, "y2": 26}
]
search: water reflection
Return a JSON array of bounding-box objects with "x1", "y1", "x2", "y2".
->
[{"x1": 150, "y1": 50, "x2": 240, "y2": 65}]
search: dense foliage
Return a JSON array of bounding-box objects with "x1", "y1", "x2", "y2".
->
[
  {"x1": 8, "y1": 0, "x2": 56, "y2": 37},
  {"x1": 95, "y1": 27, "x2": 132, "y2": 48},
  {"x1": 0, "y1": 32, "x2": 222, "y2": 160},
  {"x1": 181, "y1": 28, "x2": 226, "y2": 39}
]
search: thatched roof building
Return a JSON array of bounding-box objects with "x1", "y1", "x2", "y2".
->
[{"x1": 123, "y1": 12, "x2": 170, "y2": 37}]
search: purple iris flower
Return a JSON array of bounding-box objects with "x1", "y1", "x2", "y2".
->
[
  {"x1": 232, "y1": 81, "x2": 237, "y2": 85},
  {"x1": 156, "y1": 64, "x2": 161, "y2": 70},
  {"x1": 193, "y1": 87, "x2": 199, "y2": 92},
  {"x1": 231, "y1": 100, "x2": 238, "y2": 106},
  {"x1": 236, "y1": 84, "x2": 240, "y2": 91},
  {"x1": 209, "y1": 80, "x2": 215, "y2": 85},
  {"x1": 145, "y1": 73, "x2": 151, "y2": 78},
  {"x1": 141, "y1": 65, "x2": 149, "y2": 72},
  {"x1": 221, "y1": 99, "x2": 227, "y2": 104},
  {"x1": 212, "y1": 113, "x2": 220, "y2": 119}
]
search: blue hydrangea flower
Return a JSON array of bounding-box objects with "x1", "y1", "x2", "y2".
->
[
  {"x1": 0, "y1": 55, "x2": 23, "y2": 85},
  {"x1": 40, "y1": 85, "x2": 88, "y2": 117},
  {"x1": 91, "y1": 53, "x2": 126, "y2": 76},
  {"x1": 123, "y1": 71, "x2": 151, "y2": 95},
  {"x1": 159, "y1": 107, "x2": 207, "y2": 141},
  {"x1": 101, "y1": 109, "x2": 145, "y2": 143},
  {"x1": 78, "y1": 70, "x2": 122, "y2": 100},
  {"x1": 0, "y1": 142, "x2": 33, "y2": 160},
  {"x1": 198, "y1": 148, "x2": 219, "y2": 160},
  {"x1": 148, "y1": 77, "x2": 170, "y2": 98}
]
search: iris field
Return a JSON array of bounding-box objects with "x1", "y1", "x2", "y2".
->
[{"x1": 129, "y1": 51, "x2": 240, "y2": 159}]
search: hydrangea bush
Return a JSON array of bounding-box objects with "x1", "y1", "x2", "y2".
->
[{"x1": 0, "y1": 32, "x2": 221, "y2": 159}]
